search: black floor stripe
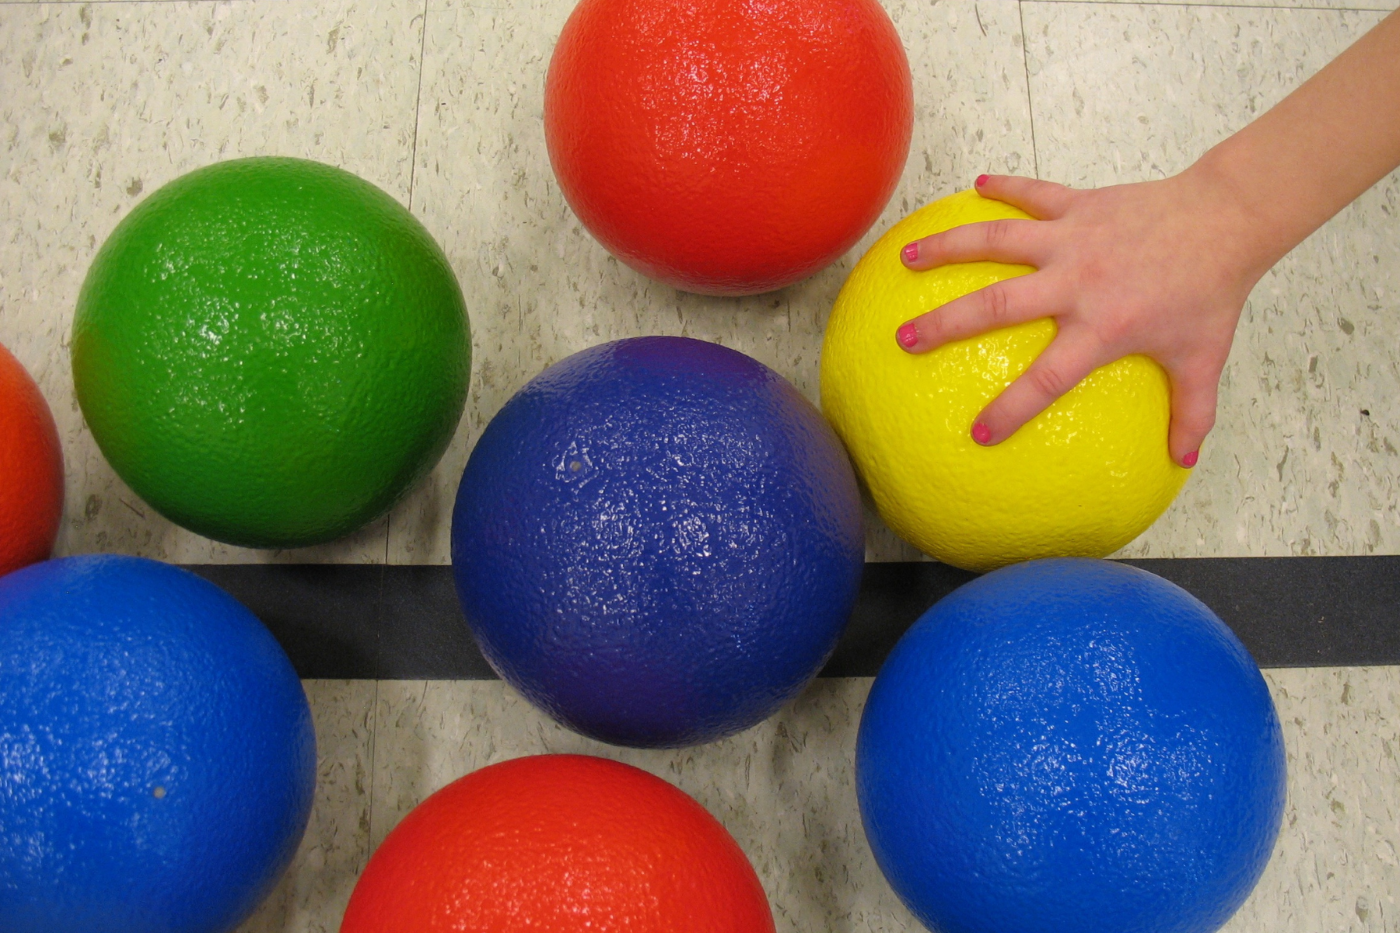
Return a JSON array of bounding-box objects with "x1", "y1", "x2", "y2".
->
[{"x1": 185, "y1": 557, "x2": 1400, "y2": 680}]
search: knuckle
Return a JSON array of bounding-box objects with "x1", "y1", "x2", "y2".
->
[
  {"x1": 979, "y1": 284, "x2": 1011, "y2": 327},
  {"x1": 1025, "y1": 362, "x2": 1070, "y2": 400},
  {"x1": 982, "y1": 220, "x2": 1010, "y2": 252},
  {"x1": 1073, "y1": 256, "x2": 1114, "y2": 293},
  {"x1": 1092, "y1": 312, "x2": 1135, "y2": 348}
]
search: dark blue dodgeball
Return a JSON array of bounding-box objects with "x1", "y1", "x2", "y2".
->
[
  {"x1": 0, "y1": 555, "x2": 316, "y2": 933},
  {"x1": 856, "y1": 558, "x2": 1286, "y2": 933},
  {"x1": 451, "y1": 336, "x2": 864, "y2": 747}
]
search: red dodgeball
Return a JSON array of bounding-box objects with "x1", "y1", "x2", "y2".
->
[
  {"x1": 545, "y1": 0, "x2": 914, "y2": 295},
  {"x1": 340, "y1": 754, "x2": 776, "y2": 932},
  {"x1": 0, "y1": 342, "x2": 63, "y2": 577}
]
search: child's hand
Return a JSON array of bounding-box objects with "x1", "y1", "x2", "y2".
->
[
  {"x1": 894, "y1": 170, "x2": 1269, "y2": 467},
  {"x1": 894, "y1": 6, "x2": 1400, "y2": 468}
]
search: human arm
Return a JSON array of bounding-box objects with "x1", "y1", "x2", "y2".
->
[{"x1": 895, "y1": 7, "x2": 1400, "y2": 466}]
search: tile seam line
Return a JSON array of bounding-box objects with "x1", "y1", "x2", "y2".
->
[
  {"x1": 407, "y1": 0, "x2": 429, "y2": 213},
  {"x1": 1019, "y1": 0, "x2": 1393, "y2": 9},
  {"x1": 1018, "y1": 0, "x2": 1042, "y2": 182},
  {"x1": 365, "y1": 563, "x2": 384, "y2": 860},
  {"x1": 366, "y1": 678, "x2": 379, "y2": 864}
]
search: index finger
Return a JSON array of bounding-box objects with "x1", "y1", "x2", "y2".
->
[
  {"x1": 975, "y1": 175, "x2": 1077, "y2": 220},
  {"x1": 901, "y1": 218, "x2": 1050, "y2": 271}
]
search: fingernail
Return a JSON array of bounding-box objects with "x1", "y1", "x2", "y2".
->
[
  {"x1": 901, "y1": 242, "x2": 919, "y2": 264},
  {"x1": 896, "y1": 322, "x2": 919, "y2": 350},
  {"x1": 972, "y1": 422, "x2": 992, "y2": 445},
  {"x1": 975, "y1": 174, "x2": 989, "y2": 189},
  {"x1": 1181, "y1": 449, "x2": 1199, "y2": 468}
]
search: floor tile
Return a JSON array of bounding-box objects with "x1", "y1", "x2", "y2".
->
[
  {"x1": 1230, "y1": 667, "x2": 1400, "y2": 931},
  {"x1": 389, "y1": 0, "x2": 1036, "y2": 564},
  {"x1": 237, "y1": 680, "x2": 377, "y2": 933},
  {"x1": 0, "y1": 0, "x2": 425, "y2": 563},
  {"x1": 1021, "y1": 2, "x2": 1400, "y2": 558}
]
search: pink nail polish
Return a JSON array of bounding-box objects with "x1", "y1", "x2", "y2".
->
[
  {"x1": 901, "y1": 242, "x2": 919, "y2": 264},
  {"x1": 972, "y1": 422, "x2": 992, "y2": 444},
  {"x1": 975, "y1": 174, "x2": 989, "y2": 189},
  {"x1": 896, "y1": 322, "x2": 919, "y2": 349},
  {"x1": 1181, "y1": 450, "x2": 1199, "y2": 468}
]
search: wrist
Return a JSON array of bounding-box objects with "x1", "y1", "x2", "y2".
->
[{"x1": 1179, "y1": 149, "x2": 1292, "y2": 288}]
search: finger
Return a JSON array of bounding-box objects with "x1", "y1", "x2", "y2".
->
[
  {"x1": 970, "y1": 333, "x2": 1103, "y2": 446},
  {"x1": 901, "y1": 218, "x2": 1049, "y2": 270},
  {"x1": 974, "y1": 173, "x2": 1077, "y2": 220},
  {"x1": 896, "y1": 273, "x2": 1062, "y2": 353},
  {"x1": 1164, "y1": 363, "x2": 1222, "y2": 468}
]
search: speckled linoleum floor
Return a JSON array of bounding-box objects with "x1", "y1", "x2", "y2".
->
[{"x1": 2, "y1": 0, "x2": 1399, "y2": 929}]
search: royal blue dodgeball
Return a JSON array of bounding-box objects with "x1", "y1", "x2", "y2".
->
[
  {"x1": 0, "y1": 555, "x2": 316, "y2": 933},
  {"x1": 451, "y1": 336, "x2": 864, "y2": 747},
  {"x1": 856, "y1": 559, "x2": 1286, "y2": 933}
]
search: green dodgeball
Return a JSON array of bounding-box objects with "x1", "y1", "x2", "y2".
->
[{"x1": 73, "y1": 157, "x2": 471, "y2": 548}]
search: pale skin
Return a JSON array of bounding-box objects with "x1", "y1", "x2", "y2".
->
[{"x1": 895, "y1": 8, "x2": 1400, "y2": 467}]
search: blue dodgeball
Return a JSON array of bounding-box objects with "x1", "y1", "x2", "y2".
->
[
  {"x1": 451, "y1": 336, "x2": 864, "y2": 747},
  {"x1": 856, "y1": 558, "x2": 1286, "y2": 933},
  {"x1": 0, "y1": 555, "x2": 316, "y2": 933}
]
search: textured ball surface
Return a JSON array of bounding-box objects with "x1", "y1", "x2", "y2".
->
[
  {"x1": 0, "y1": 555, "x2": 316, "y2": 933},
  {"x1": 544, "y1": 0, "x2": 913, "y2": 295},
  {"x1": 341, "y1": 754, "x2": 775, "y2": 932},
  {"x1": 72, "y1": 157, "x2": 471, "y2": 548},
  {"x1": 452, "y1": 337, "x2": 864, "y2": 747},
  {"x1": 0, "y1": 342, "x2": 63, "y2": 577},
  {"x1": 821, "y1": 190, "x2": 1188, "y2": 571},
  {"x1": 856, "y1": 559, "x2": 1286, "y2": 933}
]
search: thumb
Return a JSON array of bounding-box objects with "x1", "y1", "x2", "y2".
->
[{"x1": 1166, "y1": 364, "x2": 1222, "y2": 468}]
